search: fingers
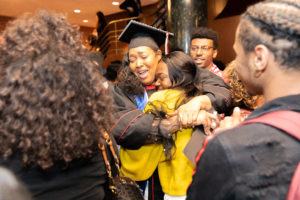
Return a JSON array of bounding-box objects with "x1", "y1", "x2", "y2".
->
[
  {"x1": 192, "y1": 110, "x2": 200, "y2": 128},
  {"x1": 180, "y1": 112, "x2": 189, "y2": 128},
  {"x1": 203, "y1": 115, "x2": 211, "y2": 135},
  {"x1": 178, "y1": 111, "x2": 198, "y2": 128},
  {"x1": 215, "y1": 107, "x2": 241, "y2": 133},
  {"x1": 196, "y1": 110, "x2": 219, "y2": 135},
  {"x1": 232, "y1": 107, "x2": 241, "y2": 125},
  {"x1": 167, "y1": 112, "x2": 177, "y2": 117}
]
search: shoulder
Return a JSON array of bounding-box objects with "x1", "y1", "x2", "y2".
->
[
  {"x1": 148, "y1": 89, "x2": 183, "y2": 102},
  {"x1": 213, "y1": 122, "x2": 300, "y2": 176}
]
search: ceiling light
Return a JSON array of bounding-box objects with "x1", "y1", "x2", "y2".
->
[
  {"x1": 74, "y1": 9, "x2": 81, "y2": 13},
  {"x1": 112, "y1": 2, "x2": 120, "y2": 5},
  {"x1": 83, "y1": 20, "x2": 88, "y2": 23}
]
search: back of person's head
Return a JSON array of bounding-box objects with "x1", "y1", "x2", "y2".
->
[
  {"x1": 0, "y1": 10, "x2": 114, "y2": 169},
  {"x1": 96, "y1": 11, "x2": 105, "y2": 21},
  {"x1": 225, "y1": 60, "x2": 263, "y2": 110},
  {"x1": 104, "y1": 60, "x2": 122, "y2": 82},
  {"x1": 191, "y1": 27, "x2": 219, "y2": 49},
  {"x1": 161, "y1": 51, "x2": 202, "y2": 97},
  {"x1": 0, "y1": 167, "x2": 32, "y2": 200},
  {"x1": 239, "y1": 0, "x2": 300, "y2": 69}
]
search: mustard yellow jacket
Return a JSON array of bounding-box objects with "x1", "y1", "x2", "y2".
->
[{"x1": 120, "y1": 89, "x2": 194, "y2": 196}]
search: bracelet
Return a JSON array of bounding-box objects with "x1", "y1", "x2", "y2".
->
[{"x1": 144, "y1": 118, "x2": 162, "y2": 144}]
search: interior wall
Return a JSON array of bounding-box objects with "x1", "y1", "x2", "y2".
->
[
  {"x1": 101, "y1": 3, "x2": 159, "y2": 68},
  {"x1": 0, "y1": 15, "x2": 13, "y2": 34},
  {"x1": 0, "y1": 1, "x2": 239, "y2": 67},
  {"x1": 207, "y1": 0, "x2": 240, "y2": 66}
]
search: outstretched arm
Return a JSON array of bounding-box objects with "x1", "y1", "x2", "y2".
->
[{"x1": 176, "y1": 69, "x2": 232, "y2": 128}]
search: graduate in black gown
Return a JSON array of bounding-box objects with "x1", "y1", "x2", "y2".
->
[{"x1": 108, "y1": 20, "x2": 232, "y2": 200}]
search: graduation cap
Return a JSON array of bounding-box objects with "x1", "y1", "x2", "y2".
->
[{"x1": 118, "y1": 20, "x2": 174, "y2": 52}]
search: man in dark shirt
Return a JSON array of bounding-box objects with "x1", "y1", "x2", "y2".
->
[{"x1": 187, "y1": 0, "x2": 300, "y2": 199}]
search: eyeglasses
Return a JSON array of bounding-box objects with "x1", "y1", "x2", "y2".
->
[{"x1": 190, "y1": 45, "x2": 214, "y2": 54}]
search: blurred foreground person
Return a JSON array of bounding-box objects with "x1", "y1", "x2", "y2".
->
[
  {"x1": 0, "y1": 167, "x2": 32, "y2": 200},
  {"x1": 0, "y1": 10, "x2": 114, "y2": 200},
  {"x1": 187, "y1": 0, "x2": 300, "y2": 199}
]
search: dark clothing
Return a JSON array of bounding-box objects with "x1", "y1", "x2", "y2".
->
[
  {"x1": 0, "y1": 153, "x2": 107, "y2": 200},
  {"x1": 108, "y1": 68, "x2": 231, "y2": 150},
  {"x1": 187, "y1": 94, "x2": 300, "y2": 200},
  {"x1": 119, "y1": 0, "x2": 141, "y2": 18}
]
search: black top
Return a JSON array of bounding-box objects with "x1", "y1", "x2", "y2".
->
[
  {"x1": 119, "y1": 0, "x2": 141, "y2": 18},
  {"x1": 0, "y1": 153, "x2": 107, "y2": 200},
  {"x1": 108, "y1": 68, "x2": 232, "y2": 149},
  {"x1": 187, "y1": 94, "x2": 300, "y2": 200}
]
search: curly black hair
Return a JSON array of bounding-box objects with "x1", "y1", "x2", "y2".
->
[
  {"x1": 0, "y1": 10, "x2": 114, "y2": 169},
  {"x1": 239, "y1": 0, "x2": 300, "y2": 68},
  {"x1": 224, "y1": 61, "x2": 263, "y2": 110},
  {"x1": 191, "y1": 27, "x2": 219, "y2": 49}
]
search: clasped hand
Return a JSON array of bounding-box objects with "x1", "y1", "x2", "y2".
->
[{"x1": 165, "y1": 95, "x2": 219, "y2": 135}]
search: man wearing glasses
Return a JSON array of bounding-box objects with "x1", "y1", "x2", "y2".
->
[{"x1": 190, "y1": 27, "x2": 225, "y2": 80}]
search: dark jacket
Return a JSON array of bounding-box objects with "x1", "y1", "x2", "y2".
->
[
  {"x1": 108, "y1": 68, "x2": 232, "y2": 149},
  {"x1": 0, "y1": 153, "x2": 107, "y2": 200},
  {"x1": 187, "y1": 94, "x2": 300, "y2": 200}
]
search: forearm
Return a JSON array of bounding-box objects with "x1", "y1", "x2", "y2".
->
[{"x1": 111, "y1": 109, "x2": 155, "y2": 149}]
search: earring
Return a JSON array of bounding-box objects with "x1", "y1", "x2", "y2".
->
[{"x1": 253, "y1": 69, "x2": 262, "y2": 78}]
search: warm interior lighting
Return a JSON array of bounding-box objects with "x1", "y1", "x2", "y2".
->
[
  {"x1": 83, "y1": 20, "x2": 88, "y2": 23},
  {"x1": 74, "y1": 9, "x2": 81, "y2": 13},
  {"x1": 112, "y1": 2, "x2": 120, "y2": 5}
]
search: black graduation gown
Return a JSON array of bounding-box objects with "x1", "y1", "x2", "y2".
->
[
  {"x1": 108, "y1": 68, "x2": 232, "y2": 149},
  {"x1": 187, "y1": 94, "x2": 300, "y2": 200}
]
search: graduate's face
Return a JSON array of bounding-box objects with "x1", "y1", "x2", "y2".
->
[
  {"x1": 154, "y1": 61, "x2": 171, "y2": 90},
  {"x1": 129, "y1": 46, "x2": 162, "y2": 86}
]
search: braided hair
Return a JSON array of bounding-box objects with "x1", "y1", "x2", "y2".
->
[{"x1": 239, "y1": 0, "x2": 300, "y2": 68}]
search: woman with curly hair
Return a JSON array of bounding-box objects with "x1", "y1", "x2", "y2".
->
[
  {"x1": 0, "y1": 10, "x2": 114, "y2": 200},
  {"x1": 224, "y1": 60, "x2": 264, "y2": 119}
]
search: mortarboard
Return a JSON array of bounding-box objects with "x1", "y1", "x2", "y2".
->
[{"x1": 118, "y1": 20, "x2": 174, "y2": 52}]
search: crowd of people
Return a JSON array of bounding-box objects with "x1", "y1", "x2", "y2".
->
[{"x1": 0, "y1": 0, "x2": 299, "y2": 200}]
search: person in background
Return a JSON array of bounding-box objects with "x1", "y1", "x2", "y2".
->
[
  {"x1": 109, "y1": 20, "x2": 231, "y2": 200},
  {"x1": 0, "y1": 167, "x2": 32, "y2": 200},
  {"x1": 96, "y1": 11, "x2": 107, "y2": 39},
  {"x1": 119, "y1": 0, "x2": 142, "y2": 18},
  {"x1": 224, "y1": 60, "x2": 264, "y2": 119},
  {"x1": 187, "y1": 0, "x2": 300, "y2": 199},
  {"x1": 104, "y1": 60, "x2": 122, "y2": 83},
  {"x1": 190, "y1": 27, "x2": 226, "y2": 81},
  {"x1": 0, "y1": 10, "x2": 114, "y2": 200}
]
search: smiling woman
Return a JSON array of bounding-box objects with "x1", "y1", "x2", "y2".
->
[
  {"x1": 108, "y1": 20, "x2": 232, "y2": 200},
  {"x1": 128, "y1": 46, "x2": 161, "y2": 85}
]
